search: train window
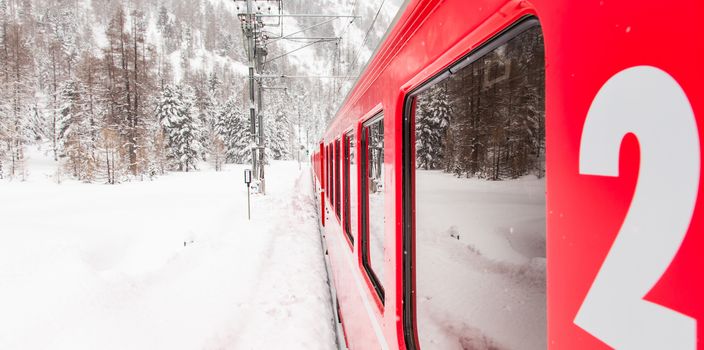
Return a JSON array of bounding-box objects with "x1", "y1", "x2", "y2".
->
[
  {"x1": 328, "y1": 144, "x2": 334, "y2": 204},
  {"x1": 361, "y1": 114, "x2": 385, "y2": 302},
  {"x1": 325, "y1": 145, "x2": 332, "y2": 200},
  {"x1": 335, "y1": 139, "x2": 342, "y2": 219},
  {"x1": 343, "y1": 132, "x2": 356, "y2": 245},
  {"x1": 326, "y1": 146, "x2": 330, "y2": 199},
  {"x1": 406, "y1": 21, "x2": 546, "y2": 349}
]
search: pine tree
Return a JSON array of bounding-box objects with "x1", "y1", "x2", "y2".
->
[
  {"x1": 156, "y1": 84, "x2": 181, "y2": 169},
  {"x1": 0, "y1": 1, "x2": 267, "y2": 182},
  {"x1": 207, "y1": 71, "x2": 221, "y2": 99},
  {"x1": 416, "y1": 83, "x2": 451, "y2": 170},
  {"x1": 157, "y1": 5, "x2": 170, "y2": 35},
  {"x1": 215, "y1": 97, "x2": 250, "y2": 164},
  {"x1": 266, "y1": 109, "x2": 292, "y2": 161},
  {"x1": 57, "y1": 80, "x2": 95, "y2": 180},
  {"x1": 156, "y1": 84, "x2": 202, "y2": 171},
  {"x1": 174, "y1": 85, "x2": 201, "y2": 171}
]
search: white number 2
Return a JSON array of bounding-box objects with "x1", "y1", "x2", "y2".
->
[{"x1": 574, "y1": 66, "x2": 700, "y2": 349}]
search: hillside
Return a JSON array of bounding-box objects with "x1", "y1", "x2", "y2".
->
[{"x1": 0, "y1": 0, "x2": 402, "y2": 183}]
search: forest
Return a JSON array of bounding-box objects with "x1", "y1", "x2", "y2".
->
[
  {"x1": 415, "y1": 27, "x2": 545, "y2": 181},
  {"x1": 0, "y1": 0, "x2": 299, "y2": 183}
]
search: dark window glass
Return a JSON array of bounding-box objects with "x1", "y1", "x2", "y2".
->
[
  {"x1": 328, "y1": 145, "x2": 333, "y2": 203},
  {"x1": 362, "y1": 115, "x2": 385, "y2": 301},
  {"x1": 413, "y1": 25, "x2": 546, "y2": 349},
  {"x1": 344, "y1": 132, "x2": 356, "y2": 245},
  {"x1": 335, "y1": 139, "x2": 341, "y2": 218}
]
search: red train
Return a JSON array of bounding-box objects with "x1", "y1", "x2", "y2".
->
[{"x1": 312, "y1": 0, "x2": 704, "y2": 349}]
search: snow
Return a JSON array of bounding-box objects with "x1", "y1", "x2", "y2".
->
[
  {"x1": 168, "y1": 48, "x2": 247, "y2": 83},
  {"x1": 415, "y1": 170, "x2": 546, "y2": 350},
  {"x1": 169, "y1": 50, "x2": 184, "y2": 83},
  {"x1": 191, "y1": 48, "x2": 249, "y2": 76},
  {"x1": 92, "y1": 24, "x2": 109, "y2": 51},
  {"x1": 207, "y1": 0, "x2": 239, "y2": 16},
  {"x1": 0, "y1": 147, "x2": 336, "y2": 350},
  {"x1": 368, "y1": 191, "x2": 385, "y2": 282}
]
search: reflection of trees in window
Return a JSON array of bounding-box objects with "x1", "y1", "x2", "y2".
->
[
  {"x1": 368, "y1": 120, "x2": 384, "y2": 193},
  {"x1": 364, "y1": 116, "x2": 385, "y2": 298},
  {"x1": 413, "y1": 24, "x2": 546, "y2": 350},
  {"x1": 335, "y1": 139, "x2": 341, "y2": 218},
  {"x1": 343, "y1": 133, "x2": 355, "y2": 243},
  {"x1": 416, "y1": 27, "x2": 545, "y2": 180},
  {"x1": 416, "y1": 84, "x2": 451, "y2": 170}
]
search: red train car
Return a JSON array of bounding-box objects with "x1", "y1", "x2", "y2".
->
[{"x1": 312, "y1": 0, "x2": 704, "y2": 349}]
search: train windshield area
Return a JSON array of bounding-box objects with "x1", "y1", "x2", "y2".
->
[{"x1": 413, "y1": 25, "x2": 546, "y2": 349}]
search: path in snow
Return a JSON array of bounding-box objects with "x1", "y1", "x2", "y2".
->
[{"x1": 0, "y1": 149, "x2": 335, "y2": 349}]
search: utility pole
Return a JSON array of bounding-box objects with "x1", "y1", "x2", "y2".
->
[
  {"x1": 236, "y1": 0, "x2": 361, "y2": 193},
  {"x1": 243, "y1": 0, "x2": 257, "y2": 191},
  {"x1": 240, "y1": 0, "x2": 275, "y2": 194}
]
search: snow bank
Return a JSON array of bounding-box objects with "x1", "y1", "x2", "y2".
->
[
  {"x1": 0, "y1": 155, "x2": 335, "y2": 349},
  {"x1": 415, "y1": 170, "x2": 546, "y2": 350}
]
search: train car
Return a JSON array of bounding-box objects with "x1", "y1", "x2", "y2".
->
[{"x1": 312, "y1": 0, "x2": 704, "y2": 349}]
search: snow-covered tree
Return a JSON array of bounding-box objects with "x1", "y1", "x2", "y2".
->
[
  {"x1": 215, "y1": 97, "x2": 250, "y2": 164},
  {"x1": 1, "y1": 20, "x2": 33, "y2": 180},
  {"x1": 176, "y1": 86, "x2": 202, "y2": 171},
  {"x1": 156, "y1": 84, "x2": 202, "y2": 172},
  {"x1": 416, "y1": 83, "x2": 451, "y2": 170},
  {"x1": 57, "y1": 80, "x2": 95, "y2": 180},
  {"x1": 266, "y1": 109, "x2": 292, "y2": 161}
]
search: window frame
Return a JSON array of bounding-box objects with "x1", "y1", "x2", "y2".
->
[
  {"x1": 319, "y1": 142, "x2": 326, "y2": 227},
  {"x1": 343, "y1": 130, "x2": 355, "y2": 247},
  {"x1": 328, "y1": 144, "x2": 334, "y2": 204},
  {"x1": 361, "y1": 112, "x2": 386, "y2": 304},
  {"x1": 401, "y1": 17, "x2": 543, "y2": 349},
  {"x1": 335, "y1": 138, "x2": 342, "y2": 219}
]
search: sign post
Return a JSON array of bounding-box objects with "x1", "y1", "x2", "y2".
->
[{"x1": 244, "y1": 169, "x2": 252, "y2": 220}]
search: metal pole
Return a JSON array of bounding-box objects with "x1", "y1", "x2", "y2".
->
[
  {"x1": 249, "y1": 67, "x2": 257, "y2": 176},
  {"x1": 257, "y1": 82, "x2": 266, "y2": 194},
  {"x1": 246, "y1": 0, "x2": 258, "y2": 186},
  {"x1": 247, "y1": 185, "x2": 251, "y2": 220}
]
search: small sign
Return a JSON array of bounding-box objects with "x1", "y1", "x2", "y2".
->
[
  {"x1": 244, "y1": 169, "x2": 252, "y2": 220},
  {"x1": 244, "y1": 169, "x2": 252, "y2": 184}
]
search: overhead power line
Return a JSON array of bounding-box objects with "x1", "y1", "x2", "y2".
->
[
  {"x1": 264, "y1": 39, "x2": 338, "y2": 65},
  {"x1": 347, "y1": 0, "x2": 387, "y2": 78},
  {"x1": 334, "y1": 0, "x2": 388, "y2": 98}
]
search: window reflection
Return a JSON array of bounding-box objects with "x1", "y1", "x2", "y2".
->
[
  {"x1": 344, "y1": 133, "x2": 356, "y2": 244},
  {"x1": 364, "y1": 116, "x2": 385, "y2": 298},
  {"x1": 414, "y1": 26, "x2": 546, "y2": 350}
]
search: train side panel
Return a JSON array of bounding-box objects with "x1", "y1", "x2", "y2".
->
[{"x1": 315, "y1": 0, "x2": 704, "y2": 349}]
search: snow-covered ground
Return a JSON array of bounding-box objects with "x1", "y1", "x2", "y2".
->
[
  {"x1": 415, "y1": 170, "x2": 546, "y2": 350},
  {"x1": 0, "y1": 147, "x2": 336, "y2": 349}
]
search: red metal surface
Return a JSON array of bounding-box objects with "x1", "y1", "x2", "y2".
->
[{"x1": 312, "y1": 0, "x2": 704, "y2": 348}]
